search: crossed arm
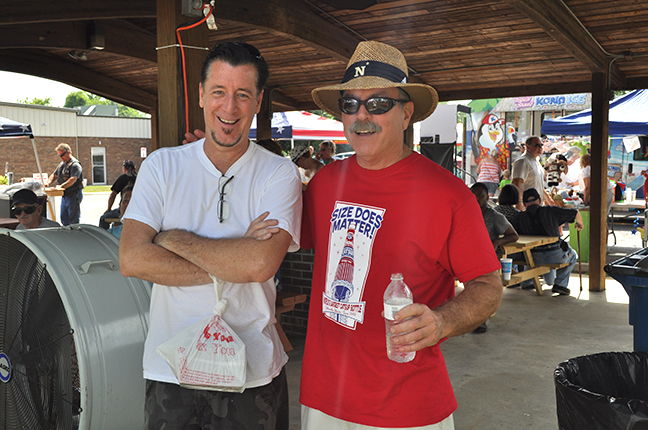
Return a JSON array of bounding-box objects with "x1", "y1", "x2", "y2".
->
[
  {"x1": 119, "y1": 212, "x2": 288, "y2": 286},
  {"x1": 387, "y1": 270, "x2": 503, "y2": 354}
]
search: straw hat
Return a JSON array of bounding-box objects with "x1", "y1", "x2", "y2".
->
[{"x1": 312, "y1": 41, "x2": 438, "y2": 123}]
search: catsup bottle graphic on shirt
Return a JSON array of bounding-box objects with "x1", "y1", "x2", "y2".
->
[{"x1": 383, "y1": 273, "x2": 415, "y2": 363}]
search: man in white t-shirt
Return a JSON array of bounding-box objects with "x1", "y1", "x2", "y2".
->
[
  {"x1": 511, "y1": 136, "x2": 551, "y2": 209},
  {"x1": 119, "y1": 41, "x2": 302, "y2": 430}
]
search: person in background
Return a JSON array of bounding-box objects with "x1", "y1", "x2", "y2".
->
[
  {"x1": 107, "y1": 185, "x2": 133, "y2": 239},
  {"x1": 12, "y1": 188, "x2": 60, "y2": 230},
  {"x1": 477, "y1": 149, "x2": 502, "y2": 196},
  {"x1": 511, "y1": 136, "x2": 552, "y2": 209},
  {"x1": 100, "y1": 159, "x2": 137, "y2": 229},
  {"x1": 256, "y1": 138, "x2": 284, "y2": 156},
  {"x1": 470, "y1": 182, "x2": 518, "y2": 333},
  {"x1": 511, "y1": 188, "x2": 583, "y2": 296},
  {"x1": 46, "y1": 143, "x2": 84, "y2": 225},
  {"x1": 471, "y1": 183, "x2": 519, "y2": 253},
  {"x1": 316, "y1": 140, "x2": 336, "y2": 165},
  {"x1": 494, "y1": 184, "x2": 521, "y2": 223},
  {"x1": 290, "y1": 143, "x2": 324, "y2": 186},
  {"x1": 119, "y1": 41, "x2": 302, "y2": 430},
  {"x1": 499, "y1": 169, "x2": 511, "y2": 189},
  {"x1": 298, "y1": 40, "x2": 502, "y2": 429},
  {"x1": 578, "y1": 154, "x2": 591, "y2": 205}
]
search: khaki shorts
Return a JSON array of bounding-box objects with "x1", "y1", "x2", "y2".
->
[{"x1": 301, "y1": 405, "x2": 454, "y2": 430}]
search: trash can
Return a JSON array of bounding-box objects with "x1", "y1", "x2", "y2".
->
[
  {"x1": 605, "y1": 248, "x2": 648, "y2": 352},
  {"x1": 570, "y1": 206, "x2": 589, "y2": 263},
  {"x1": 555, "y1": 352, "x2": 648, "y2": 430}
]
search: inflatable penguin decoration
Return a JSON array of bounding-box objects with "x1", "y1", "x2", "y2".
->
[{"x1": 476, "y1": 114, "x2": 505, "y2": 156}]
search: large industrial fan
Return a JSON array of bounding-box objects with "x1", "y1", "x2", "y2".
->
[{"x1": 0, "y1": 225, "x2": 151, "y2": 429}]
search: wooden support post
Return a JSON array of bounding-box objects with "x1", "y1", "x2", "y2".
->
[
  {"x1": 257, "y1": 90, "x2": 273, "y2": 140},
  {"x1": 589, "y1": 72, "x2": 609, "y2": 292},
  {"x1": 150, "y1": 107, "x2": 159, "y2": 151},
  {"x1": 156, "y1": 0, "x2": 208, "y2": 148}
]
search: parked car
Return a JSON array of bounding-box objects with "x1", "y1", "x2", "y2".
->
[{"x1": 334, "y1": 151, "x2": 355, "y2": 160}]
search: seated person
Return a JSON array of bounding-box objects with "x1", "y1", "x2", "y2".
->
[
  {"x1": 108, "y1": 185, "x2": 133, "y2": 239},
  {"x1": 494, "y1": 184, "x2": 521, "y2": 223},
  {"x1": 470, "y1": 183, "x2": 519, "y2": 333},
  {"x1": 12, "y1": 189, "x2": 60, "y2": 230},
  {"x1": 100, "y1": 160, "x2": 137, "y2": 229},
  {"x1": 290, "y1": 143, "x2": 324, "y2": 186},
  {"x1": 471, "y1": 183, "x2": 519, "y2": 254},
  {"x1": 511, "y1": 188, "x2": 584, "y2": 296}
]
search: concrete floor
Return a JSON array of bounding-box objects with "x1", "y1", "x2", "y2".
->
[{"x1": 74, "y1": 193, "x2": 641, "y2": 429}]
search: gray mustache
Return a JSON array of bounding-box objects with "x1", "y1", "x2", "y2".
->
[{"x1": 348, "y1": 121, "x2": 381, "y2": 134}]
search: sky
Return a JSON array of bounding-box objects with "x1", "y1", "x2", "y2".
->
[{"x1": 0, "y1": 71, "x2": 82, "y2": 108}]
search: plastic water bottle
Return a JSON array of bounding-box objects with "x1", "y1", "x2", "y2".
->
[{"x1": 384, "y1": 273, "x2": 415, "y2": 363}]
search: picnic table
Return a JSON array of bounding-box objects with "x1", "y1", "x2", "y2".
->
[
  {"x1": 609, "y1": 199, "x2": 646, "y2": 247},
  {"x1": 501, "y1": 235, "x2": 569, "y2": 296}
]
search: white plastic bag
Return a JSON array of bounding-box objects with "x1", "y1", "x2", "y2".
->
[{"x1": 156, "y1": 277, "x2": 247, "y2": 392}]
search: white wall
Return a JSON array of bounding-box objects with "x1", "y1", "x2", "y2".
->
[{"x1": 0, "y1": 102, "x2": 151, "y2": 138}]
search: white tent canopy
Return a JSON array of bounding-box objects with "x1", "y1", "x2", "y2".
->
[{"x1": 250, "y1": 111, "x2": 346, "y2": 142}]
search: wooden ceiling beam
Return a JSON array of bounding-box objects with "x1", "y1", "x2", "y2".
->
[
  {"x1": 0, "y1": 20, "x2": 156, "y2": 63},
  {"x1": 504, "y1": 0, "x2": 626, "y2": 89},
  {"x1": 267, "y1": 88, "x2": 300, "y2": 112},
  {"x1": 1, "y1": 50, "x2": 157, "y2": 113},
  {"x1": 0, "y1": 0, "x2": 155, "y2": 25},
  {"x1": 213, "y1": 0, "x2": 359, "y2": 62}
]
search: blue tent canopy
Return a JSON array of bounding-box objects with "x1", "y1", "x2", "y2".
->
[
  {"x1": 541, "y1": 90, "x2": 648, "y2": 137},
  {"x1": 0, "y1": 116, "x2": 34, "y2": 138}
]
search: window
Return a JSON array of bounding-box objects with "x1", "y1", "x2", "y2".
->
[{"x1": 91, "y1": 147, "x2": 106, "y2": 185}]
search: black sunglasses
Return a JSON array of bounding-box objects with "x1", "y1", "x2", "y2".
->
[
  {"x1": 58, "y1": 150, "x2": 68, "y2": 158},
  {"x1": 13, "y1": 204, "x2": 39, "y2": 215},
  {"x1": 338, "y1": 97, "x2": 409, "y2": 115},
  {"x1": 218, "y1": 175, "x2": 234, "y2": 223}
]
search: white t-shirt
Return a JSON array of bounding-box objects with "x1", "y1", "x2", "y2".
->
[
  {"x1": 125, "y1": 140, "x2": 303, "y2": 388},
  {"x1": 511, "y1": 151, "x2": 545, "y2": 195},
  {"x1": 579, "y1": 165, "x2": 591, "y2": 191}
]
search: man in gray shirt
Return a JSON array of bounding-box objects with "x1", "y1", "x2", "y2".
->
[{"x1": 12, "y1": 189, "x2": 60, "y2": 230}]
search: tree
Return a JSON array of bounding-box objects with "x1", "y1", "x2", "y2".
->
[
  {"x1": 64, "y1": 91, "x2": 94, "y2": 107},
  {"x1": 19, "y1": 96, "x2": 52, "y2": 106},
  {"x1": 310, "y1": 110, "x2": 337, "y2": 120},
  {"x1": 64, "y1": 90, "x2": 146, "y2": 118}
]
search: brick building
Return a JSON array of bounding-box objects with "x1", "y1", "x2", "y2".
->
[{"x1": 1, "y1": 102, "x2": 152, "y2": 185}]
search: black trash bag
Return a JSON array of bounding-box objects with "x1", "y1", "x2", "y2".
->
[{"x1": 555, "y1": 352, "x2": 648, "y2": 430}]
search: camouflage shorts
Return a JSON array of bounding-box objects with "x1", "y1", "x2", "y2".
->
[{"x1": 145, "y1": 368, "x2": 288, "y2": 430}]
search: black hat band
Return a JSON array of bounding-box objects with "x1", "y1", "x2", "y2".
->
[{"x1": 341, "y1": 60, "x2": 409, "y2": 85}]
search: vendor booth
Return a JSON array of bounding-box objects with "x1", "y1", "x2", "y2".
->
[
  {"x1": 541, "y1": 90, "x2": 648, "y2": 137},
  {"x1": 0, "y1": 116, "x2": 52, "y2": 220}
]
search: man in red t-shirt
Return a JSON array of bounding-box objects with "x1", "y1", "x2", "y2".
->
[{"x1": 298, "y1": 41, "x2": 503, "y2": 429}]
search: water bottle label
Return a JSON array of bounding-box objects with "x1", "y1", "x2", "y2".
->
[{"x1": 384, "y1": 302, "x2": 408, "y2": 320}]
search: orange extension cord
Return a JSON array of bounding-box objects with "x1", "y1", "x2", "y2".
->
[{"x1": 176, "y1": 2, "x2": 213, "y2": 135}]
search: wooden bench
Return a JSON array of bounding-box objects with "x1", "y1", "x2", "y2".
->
[
  {"x1": 501, "y1": 235, "x2": 561, "y2": 296},
  {"x1": 275, "y1": 291, "x2": 307, "y2": 352}
]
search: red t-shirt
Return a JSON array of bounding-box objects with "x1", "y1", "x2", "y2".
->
[{"x1": 300, "y1": 153, "x2": 501, "y2": 427}]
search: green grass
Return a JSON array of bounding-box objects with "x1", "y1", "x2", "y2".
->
[{"x1": 84, "y1": 185, "x2": 112, "y2": 192}]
